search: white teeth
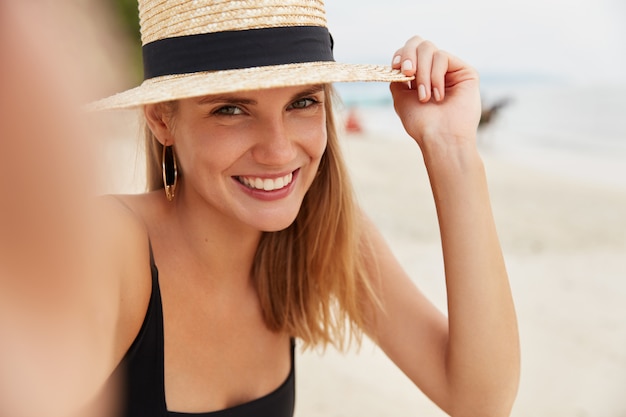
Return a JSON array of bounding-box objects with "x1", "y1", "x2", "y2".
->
[{"x1": 239, "y1": 173, "x2": 293, "y2": 191}]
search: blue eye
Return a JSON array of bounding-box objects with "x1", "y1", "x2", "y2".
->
[
  {"x1": 289, "y1": 98, "x2": 318, "y2": 109},
  {"x1": 213, "y1": 105, "x2": 244, "y2": 115}
]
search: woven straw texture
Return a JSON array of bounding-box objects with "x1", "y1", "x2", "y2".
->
[
  {"x1": 90, "y1": 0, "x2": 413, "y2": 110},
  {"x1": 89, "y1": 62, "x2": 411, "y2": 111},
  {"x1": 140, "y1": 0, "x2": 327, "y2": 44}
]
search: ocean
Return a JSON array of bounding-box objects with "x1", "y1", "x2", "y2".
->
[{"x1": 334, "y1": 80, "x2": 626, "y2": 190}]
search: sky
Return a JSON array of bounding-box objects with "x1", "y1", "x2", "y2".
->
[{"x1": 324, "y1": 0, "x2": 626, "y2": 86}]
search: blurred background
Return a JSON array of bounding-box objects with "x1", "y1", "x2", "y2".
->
[
  {"x1": 54, "y1": 0, "x2": 626, "y2": 416},
  {"x1": 328, "y1": 0, "x2": 626, "y2": 189},
  {"x1": 106, "y1": 0, "x2": 626, "y2": 189}
]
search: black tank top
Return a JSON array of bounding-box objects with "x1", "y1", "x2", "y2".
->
[{"x1": 110, "y1": 248, "x2": 296, "y2": 417}]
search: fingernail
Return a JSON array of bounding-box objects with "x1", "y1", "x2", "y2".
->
[
  {"x1": 392, "y1": 55, "x2": 401, "y2": 66},
  {"x1": 418, "y1": 84, "x2": 427, "y2": 101},
  {"x1": 433, "y1": 88, "x2": 441, "y2": 102},
  {"x1": 401, "y1": 59, "x2": 413, "y2": 72}
]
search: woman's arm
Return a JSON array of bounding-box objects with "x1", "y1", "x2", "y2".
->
[
  {"x1": 0, "y1": 3, "x2": 151, "y2": 416},
  {"x1": 363, "y1": 37, "x2": 520, "y2": 417}
]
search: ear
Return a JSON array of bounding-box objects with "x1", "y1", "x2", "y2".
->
[{"x1": 144, "y1": 103, "x2": 175, "y2": 146}]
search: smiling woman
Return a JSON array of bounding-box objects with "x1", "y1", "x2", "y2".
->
[
  {"x1": 3, "y1": 0, "x2": 519, "y2": 416},
  {"x1": 142, "y1": 85, "x2": 329, "y2": 233}
]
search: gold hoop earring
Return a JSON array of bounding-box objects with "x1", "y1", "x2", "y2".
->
[{"x1": 162, "y1": 145, "x2": 178, "y2": 201}]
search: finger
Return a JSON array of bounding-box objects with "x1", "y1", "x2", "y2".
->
[
  {"x1": 441, "y1": 51, "x2": 480, "y2": 90},
  {"x1": 430, "y1": 50, "x2": 449, "y2": 102},
  {"x1": 392, "y1": 35, "x2": 424, "y2": 76},
  {"x1": 391, "y1": 48, "x2": 403, "y2": 69},
  {"x1": 444, "y1": 51, "x2": 468, "y2": 73},
  {"x1": 415, "y1": 40, "x2": 437, "y2": 102}
]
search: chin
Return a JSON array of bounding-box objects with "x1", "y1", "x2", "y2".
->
[
  {"x1": 258, "y1": 219, "x2": 298, "y2": 233},
  {"x1": 251, "y1": 210, "x2": 300, "y2": 233}
]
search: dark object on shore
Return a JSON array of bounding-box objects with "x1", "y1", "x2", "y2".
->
[{"x1": 479, "y1": 98, "x2": 511, "y2": 129}]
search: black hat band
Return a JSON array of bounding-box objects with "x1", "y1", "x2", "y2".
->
[{"x1": 142, "y1": 26, "x2": 335, "y2": 80}]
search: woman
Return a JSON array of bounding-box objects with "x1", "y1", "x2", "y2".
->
[{"x1": 4, "y1": 0, "x2": 520, "y2": 416}]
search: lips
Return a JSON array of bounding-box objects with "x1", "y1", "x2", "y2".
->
[{"x1": 236, "y1": 172, "x2": 294, "y2": 191}]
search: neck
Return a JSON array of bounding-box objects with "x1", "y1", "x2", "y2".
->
[{"x1": 168, "y1": 189, "x2": 262, "y2": 289}]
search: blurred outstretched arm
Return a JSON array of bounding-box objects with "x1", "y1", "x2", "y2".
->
[{"x1": 0, "y1": 2, "x2": 124, "y2": 416}]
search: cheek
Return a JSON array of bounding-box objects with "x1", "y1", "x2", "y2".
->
[
  {"x1": 297, "y1": 115, "x2": 328, "y2": 161},
  {"x1": 307, "y1": 132, "x2": 327, "y2": 163},
  {"x1": 173, "y1": 127, "x2": 244, "y2": 178}
]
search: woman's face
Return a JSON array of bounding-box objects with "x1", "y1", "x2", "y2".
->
[{"x1": 166, "y1": 84, "x2": 328, "y2": 232}]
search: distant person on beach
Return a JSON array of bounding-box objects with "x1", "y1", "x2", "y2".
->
[{"x1": 1, "y1": 1, "x2": 520, "y2": 416}]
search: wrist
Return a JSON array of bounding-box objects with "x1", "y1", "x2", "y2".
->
[{"x1": 420, "y1": 134, "x2": 483, "y2": 176}]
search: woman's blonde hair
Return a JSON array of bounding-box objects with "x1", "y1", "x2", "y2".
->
[{"x1": 144, "y1": 85, "x2": 379, "y2": 350}]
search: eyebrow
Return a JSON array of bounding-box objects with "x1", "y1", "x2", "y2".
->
[
  {"x1": 197, "y1": 94, "x2": 256, "y2": 106},
  {"x1": 289, "y1": 84, "x2": 325, "y2": 102},
  {"x1": 197, "y1": 84, "x2": 325, "y2": 106}
]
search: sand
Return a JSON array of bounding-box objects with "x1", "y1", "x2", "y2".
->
[
  {"x1": 295, "y1": 130, "x2": 626, "y2": 417},
  {"x1": 100, "y1": 112, "x2": 626, "y2": 417}
]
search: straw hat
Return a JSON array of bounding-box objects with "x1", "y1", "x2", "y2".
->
[{"x1": 89, "y1": 0, "x2": 413, "y2": 111}]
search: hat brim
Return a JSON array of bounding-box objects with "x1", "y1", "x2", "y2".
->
[{"x1": 87, "y1": 62, "x2": 413, "y2": 111}]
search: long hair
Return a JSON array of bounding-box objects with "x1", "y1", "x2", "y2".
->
[{"x1": 144, "y1": 85, "x2": 379, "y2": 350}]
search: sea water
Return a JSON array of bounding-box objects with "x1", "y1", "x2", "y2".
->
[{"x1": 334, "y1": 80, "x2": 626, "y2": 190}]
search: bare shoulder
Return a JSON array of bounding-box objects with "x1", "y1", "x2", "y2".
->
[
  {"x1": 95, "y1": 194, "x2": 151, "y2": 272},
  {"x1": 95, "y1": 194, "x2": 154, "y2": 365}
]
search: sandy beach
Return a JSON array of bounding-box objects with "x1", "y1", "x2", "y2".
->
[
  {"x1": 99, "y1": 109, "x2": 626, "y2": 416},
  {"x1": 295, "y1": 128, "x2": 626, "y2": 417}
]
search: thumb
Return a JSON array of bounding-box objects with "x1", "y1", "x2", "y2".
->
[{"x1": 389, "y1": 80, "x2": 418, "y2": 118}]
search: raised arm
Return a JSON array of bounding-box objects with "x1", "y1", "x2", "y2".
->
[{"x1": 363, "y1": 36, "x2": 520, "y2": 416}]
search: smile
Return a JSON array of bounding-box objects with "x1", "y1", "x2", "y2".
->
[{"x1": 236, "y1": 172, "x2": 294, "y2": 191}]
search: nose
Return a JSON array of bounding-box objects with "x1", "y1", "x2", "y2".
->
[{"x1": 251, "y1": 116, "x2": 297, "y2": 166}]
